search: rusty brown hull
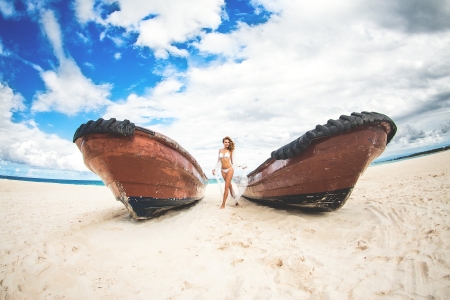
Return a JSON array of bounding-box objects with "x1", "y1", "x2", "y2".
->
[
  {"x1": 74, "y1": 121, "x2": 208, "y2": 219},
  {"x1": 243, "y1": 113, "x2": 396, "y2": 212}
]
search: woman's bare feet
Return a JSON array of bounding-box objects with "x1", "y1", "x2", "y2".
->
[{"x1": 220, "y1": 205, "x2": 225, "y2": 209}]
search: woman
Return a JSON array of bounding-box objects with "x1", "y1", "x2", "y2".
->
[{"x1": 212, "y1": 136, "x2": 238, "y2": 209}]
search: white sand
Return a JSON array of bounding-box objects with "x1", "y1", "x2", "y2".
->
[{"x1": 1, "y1": 151, "x2": 450, "y2": 299}]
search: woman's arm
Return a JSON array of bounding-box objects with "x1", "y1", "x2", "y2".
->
[{"x1": 212, "y1": 150, "x2": 221, "y2": 175}]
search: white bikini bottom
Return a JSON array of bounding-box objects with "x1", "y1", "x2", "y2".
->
[{"x1": 221, "y1": 167, "x2": 232, "y2": 173}]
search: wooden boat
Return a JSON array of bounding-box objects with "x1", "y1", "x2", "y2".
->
[
  {"x1": 243, "y1": 111, "x2": 397, "y2": 211},
  {"x1": 73, "y1": 118, "x2": 208, "y2": 219}
]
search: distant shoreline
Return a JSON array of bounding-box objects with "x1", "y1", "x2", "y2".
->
[
  {"x1": 0, "y1": 174, "x2": 219, "y2": 186},
  {"x1": 373, "y1": 145, "x2": 450, "y2": 165}
]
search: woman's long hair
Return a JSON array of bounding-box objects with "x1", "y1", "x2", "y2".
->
[{"x1": 223, "y1": 136, "x2": 235, "y2": 152}]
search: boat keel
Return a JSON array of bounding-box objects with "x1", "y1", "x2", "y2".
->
[
  {"x1": 119, "y1": 196, "x2": 201, "y2": 219},
  {"x1": 243, "y1": 187, "x2": 353, "y2": 212}
]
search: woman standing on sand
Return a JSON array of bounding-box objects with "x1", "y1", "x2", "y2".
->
[{"x1": 212, "y1": 136, "x2": 239, "y2": 209}]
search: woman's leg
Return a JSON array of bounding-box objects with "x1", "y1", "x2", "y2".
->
[
  {"x1": 229, "y1": 181, "x2": 235, "y2": 199},
  {"x1": 220, "y1": 171, "x2": 228, "y2": 207},
  {"x1": 220, "y1": 168, "x2": 234, "y2": 209}
]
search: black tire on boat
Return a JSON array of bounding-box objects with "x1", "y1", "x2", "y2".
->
[
  {"x1": 316, "y1": 124, "x2": 330, "y2": 135},
  {"x1": 327, "y1": 119, "x2": 344, "y2": 133},
  {"x1": 361, "y1": 111, "x2": 375, "y2": 122},
  {"x1": 340, "y1": 115, "x2": 357, "y2": 128},
  {"x1": 328, "y1": 125, "x2": 338, "y2": 135},
  {"x1": 270, "y1": 111, "x2": 397, "y2": 161},
  {"x1": 73, "y1": 118, "x2": 136, "y2": 142},
  {"x1": 101, "y1": 118, "x2": 116, "y2": 131}
]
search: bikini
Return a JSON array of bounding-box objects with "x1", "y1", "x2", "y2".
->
[{"x1": 219, "y1": 151, "x2": 232, "y2": 173}]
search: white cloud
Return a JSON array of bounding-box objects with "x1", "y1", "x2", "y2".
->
[
  {"x1": 32, "y1": 58, "x2": 112, "y2": 115},
  {"x1": 5, "y1": 0, "x2": 449, "y2": 177},
  {"x1": 98, "y1": 0, "x2": 450, "y2": 173},
  {"x1": 0, "y1": 0, "x2": 16, "y2": 19},
  {"x1": 0, "y1": 83, "x2": 87, "y2": 172},
  {"x1": 0, "y1": 38, "x2": 13, "y2": 58},
  {"x1": 6, "y1": 140, "x2": 77, "y2": 170},
  {"x1": 83, "y1": 0, "x2": 224, "y2": 58},
  {"x1": 77, "y1": 32, "x2": 89, "y2": 43},
  {"x1": 84, "y1": 62, "x2": 94, "y2": 69},
  {"x1": 103, "y1": 79, "x2": 183, "y2": 124},
  {"x1": 73, "y1": 0, "x2": 96, "y2": 24},
  {"x1": 108, "y1": 34, "x2": 127, "y2": 47},
  {"x1": 0, "y1": 82, "x2": 26, "y2": 120},
  {"x1": 31, "y1": 9, "x2": 112, "y2": 115},
  {"x1": 40, "y1": 10, "x2": 65, "y2": 61},
  {"x1": 114, "y1": 52, "x2": 121, "y2": 60},
  {"x1": 194, "y1": 32, "x2": 244, "y2": 58}
]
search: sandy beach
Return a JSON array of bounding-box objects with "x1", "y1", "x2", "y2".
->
[{"x1": 1, "y1": 151, "x2": 449, "y2": 299}]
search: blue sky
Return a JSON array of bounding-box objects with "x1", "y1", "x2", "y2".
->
[{"x1": 1, "y1": 0, "x2": 450, "y2": 180}]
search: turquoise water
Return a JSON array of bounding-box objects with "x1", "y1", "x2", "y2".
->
[
  {"x1": 0, "y1": 174, "x2": 219, "y2": 186},
  {"x1": 209, "y1": 178, "x2": 222, "y2": 184},
  {"x1": 370, "y1": 151, "x2": 444, "y2": 167},
  {"x1": 0, "y1": 175, "x2": 104, "y2": 186}
]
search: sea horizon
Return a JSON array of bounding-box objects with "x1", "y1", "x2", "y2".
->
[
  {"x1": 0, "y1": 174, "x2": 105, "y2": 186},
  {"x1": 0, "y1": 174, "x2": 221, "y2": 186}
]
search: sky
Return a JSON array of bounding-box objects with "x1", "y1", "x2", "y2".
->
[{"x1": 0, "y1": 0, "x2": 450, "y2": 180}]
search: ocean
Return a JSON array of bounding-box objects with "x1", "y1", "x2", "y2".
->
[
  {"x1": 0, "y1": 175, "x2": 105, "y2": 186},
  {"x1": 0, "y1": 174, "x2": 220, "y2": 186},
  {"x1": 2, "y1": 153, "x2": 434, "y2": 186}
]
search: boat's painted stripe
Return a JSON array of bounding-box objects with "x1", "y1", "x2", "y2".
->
[{"x1": 127, "y1": 197, "x2": 202, "y2": 207}]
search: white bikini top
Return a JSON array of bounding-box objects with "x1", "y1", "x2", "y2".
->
[{"x1": 219, "y1": 151, "x2": 231, "y2": 158}]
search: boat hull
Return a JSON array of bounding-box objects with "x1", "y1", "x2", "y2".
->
[
  {"x1": 75, "y1": 124, "x2": 207, "y2": 219},
  {"x1": 243, "y1": 122, "x2": 391, "y2": 211}
]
